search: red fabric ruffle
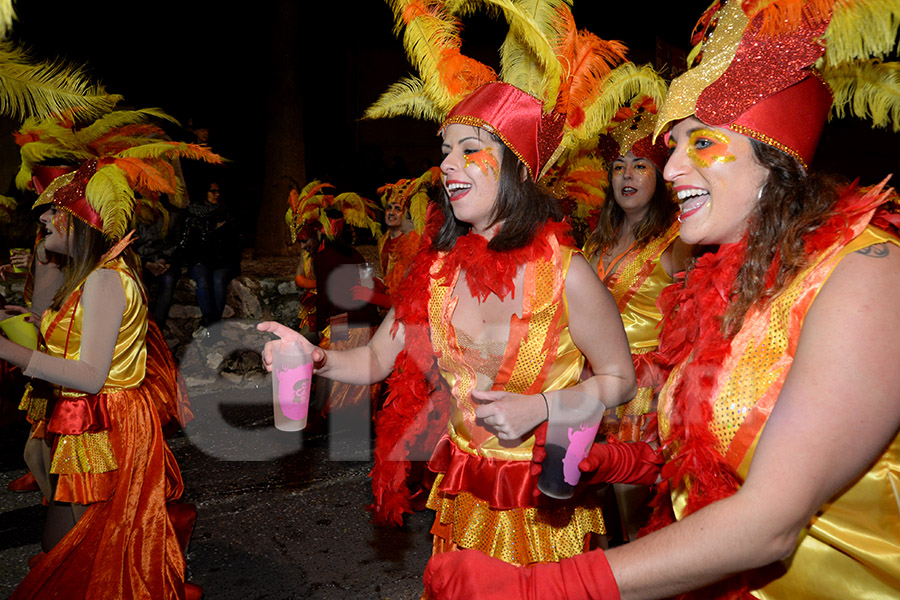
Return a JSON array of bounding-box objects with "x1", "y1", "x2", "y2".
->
[
  {"x1": 429, "y1": 434, "x2": 538, "y2": 509},
  {"x1": 46, "y1": 393, "x2": 111, "y2": 435}
]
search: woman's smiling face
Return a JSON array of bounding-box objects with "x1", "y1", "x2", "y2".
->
[
  {"x1": 663, "y1": 117, "x2": 769, "y2": 245},
  {"x1": 40, "y1": 206, "x2": 71, "y2": 255},
  {"x1": 440, "y1": 124, "x2": 504, "y2": 236}
]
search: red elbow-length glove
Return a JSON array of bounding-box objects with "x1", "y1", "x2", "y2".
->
[
  {"x1": 423, "y1": 548, "x2": 620, "y2": 600},
  {"x1": 578, "y1": 437, "x2": 664, "y2": 486}
]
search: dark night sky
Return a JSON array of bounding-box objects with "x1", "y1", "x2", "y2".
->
[{"x1": 4, "y1": 1, "x2": 897, "y2": 245}]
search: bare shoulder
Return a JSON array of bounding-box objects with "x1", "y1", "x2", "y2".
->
[
  {"x1": 823, "y1": 241, "x2": 900, "y2": 300},
  {"x1": 564, "y1": 251, "x2": 609, "y2": 305}
]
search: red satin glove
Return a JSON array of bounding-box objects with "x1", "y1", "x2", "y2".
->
[
  {"x1": 423, "y1": 548, "x2": 620, "y2": 600},
  {"x1": 578, "y1": 437, "x2": 663, "y2": 486},
  {"x1": 529, "y1": 421, "x2": 547, "y2": 500},
  {"x1": 349, "y1": 284, "x2": 391, "y2": 308}
]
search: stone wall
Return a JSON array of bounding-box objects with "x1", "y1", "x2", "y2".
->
[
  {"x1": 0, "y1": 255, "x2": 307, "y2": 392},
  {"x1": 0, "y1": 248, "x2": 381, "y2": 393}
]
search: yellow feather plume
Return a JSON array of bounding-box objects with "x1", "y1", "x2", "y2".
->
[
  {"x1": 0, "y1": 194, "x2": 16, "y2": 222},
  {"x1": 487, "y1": 0, "x2": 567, "y2": 105},
  {"x1": 364, "y1": 77, "x2": 446, "y2": 122},
  {"x1": 825, "y1": 59, "x2": 900, "y2": 131},
  {"x1": 334, "y1": 192, "x2": 383, "y2": 239},
  {"x1": 0, "y1": 42, "x2": 121, "y2": 123},
  {"x1": 824, "y1": 0, "x2": 900, "y2": 66},
  {"x1": 85, "y1": 164, "x2": 136, "y2": 241},
  {"x1": 0, "y1": 0, "x2": 14, "y2": 39},
  {"x1": 562, "y1": 62, "x2": 668, "y2": 154},
  {"x1": 74, "y1": 108, "x2": 179, "y2": 148}
]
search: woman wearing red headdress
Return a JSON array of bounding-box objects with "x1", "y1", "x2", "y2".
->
[
  {"x1": 424, "y1": 1, "x2": 900, "y2": 598},
  {"x1": 261, "y1": 79, "x2": 637, "y2": 576},
  {"x1": 582, "y1": 98, "x2": 694, "y2": 543},
  {"x1": 2, "y1": 145, "x2": 214, "y2": 599}
]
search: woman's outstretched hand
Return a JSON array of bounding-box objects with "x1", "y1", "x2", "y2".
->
[{"x1": 257, "y1": 321, "x2": 326, "y2": 372}]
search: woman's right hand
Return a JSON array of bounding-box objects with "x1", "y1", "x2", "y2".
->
[
  {"x1": 0, "y1": 304, "x2": 30, "y2": 322},
  {"x1": 257, "y1": 321, "x2": 326, "y2": 372},
  {"x1": 9, "y1": 250, "x2": 31, "y2": 271}
]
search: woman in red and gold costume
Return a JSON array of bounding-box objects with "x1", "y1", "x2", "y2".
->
[
  {"x1": 260, "y1": 0, "x2": 638, "y2": 589},
  {"x1": 586, "y1": 92, "x2": 693, "y2": 446},
  {"x1": 583, "y1": 91, "x2": 695, "y2": 543},
  {"x1": 1, "y1": 109, "x2": 220, "y2": 600},
  {"x1": 424, "y1": 1, "x2": 900, "y2": 598}
]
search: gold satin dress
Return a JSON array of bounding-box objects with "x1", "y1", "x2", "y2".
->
[{"x1": 659, "y1": 226, "x2": 900, "y2": 599}]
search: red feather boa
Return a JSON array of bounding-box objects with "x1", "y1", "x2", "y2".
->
[
  {"x1": 368, "y1": 206, "x2": 573, "y2": 526},
  {"x1": 639, "y1": 180, "x2": 897, "y2": 599}
]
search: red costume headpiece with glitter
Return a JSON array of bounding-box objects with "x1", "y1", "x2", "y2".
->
[
  {"x1": 597, "y1": 96, "x2": 669, "y2": 173},
  {"x1": 654, "y1": 0, "x2": 900, "y2": 171},
  {"x1": 46, "y1": 160, "x2": 104, "y2": 230},
  {"x1": 442, "y1": 82, "x2": 565, "y2": 182}
]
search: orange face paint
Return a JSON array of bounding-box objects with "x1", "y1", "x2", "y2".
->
[
  {"x1": 687, "y1": 128, "x2": 736, "y2": 168},
  {"x1": 464, "y1": 147, "x2": 499, "y2": 180},
  {"x1": 52, "y1": 209, "x2": 68, "y2": 233}
]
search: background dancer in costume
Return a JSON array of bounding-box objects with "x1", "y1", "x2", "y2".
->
[
  {"x1": 584, "y1": 90, "x2": 694, "y2": 543},
  {"x1": 284, "y1": 181, "x2": 383, "y2": 416},
  {"x1": 424, "y1": 1, "x2": 900, "y2": 598},
  {"x1": 260, "y1": 0, "x2": 646, "y2": 590},
  {"x1": 0, "y1": 111, "x2": 221, "y2": 599},
  {"x1": 353, "y1": 167, "x2": 439, "y2": 310}
]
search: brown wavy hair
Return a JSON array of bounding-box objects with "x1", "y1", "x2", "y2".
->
[
  {"x1": 432, "y1": 135, "x2": 563, "y2": 252},
  {"x1": 584, "y1": 166, "x2": 675, "y2": 261},
  {"x1": 720, "y1": 141, "x2": 847, "y2": 336}
]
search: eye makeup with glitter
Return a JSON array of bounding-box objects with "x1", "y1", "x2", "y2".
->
[
  {"x1": 52, "y1": 208, "x2": 69, "y2": 232},
  {"x1": 687, "y1": 128, "x2": 736, "y2": 168},
  {"x1": 464, "y1": 147, "x2": 499, "y2": 180}
]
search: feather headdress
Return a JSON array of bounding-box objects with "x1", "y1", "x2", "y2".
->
[
  {"x1": 285, "y1": 180, "x2": 382, "y2": 243},
  {"x1": 655, "y1": 0, "x2": 900, "y2": 169},
  {"x1": 29, "y1": 108, "x2": 224, "y2": 240},
  {"x1": 0, "y1": 43, "x2": 121, "y2": 125},
  {"x1": 377, "y1": 166, "x2": 442, "y2": 234},
  {"x1": 365, "y1": 0, "x2": 629, "y2": 179}
]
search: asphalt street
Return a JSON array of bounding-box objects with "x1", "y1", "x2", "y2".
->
[{"x1": 0, "y1": 380, "x2": 434, "y2": 599}]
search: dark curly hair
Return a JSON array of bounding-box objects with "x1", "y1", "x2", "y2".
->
[{"x1": 720, "y1": 141, "x2": 847, "y2": 336}]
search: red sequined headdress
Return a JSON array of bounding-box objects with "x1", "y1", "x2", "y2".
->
[
  {"x1": 26, "y1": 107, "x2": 224, "y2": 239},
  {"x1": 597, "y1": 95, "x2": 669, "y2": 173},
  {"x1": 656, "y1": 0, "x2": 900, "y2": 170}
]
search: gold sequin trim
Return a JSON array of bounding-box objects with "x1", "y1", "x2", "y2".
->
[
  {"x1": 441, "y1": 115, "x2": 535, "y2": 180},
  {"x1": 18, "y1": 383, "x2": 49, "y2": 422},
  {"x1": 729, "y1": 123, "x2": 808, "y2": 170},
  {"x1": 50, "y1": 430, "x2": 118, "y2": 475},
  {"x1": 427, "y1": 474, "x2": 605, "y2": 565}
]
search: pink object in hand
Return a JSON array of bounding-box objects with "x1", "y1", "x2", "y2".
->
[
  {"x1": 271, "y1": 341, "x2": 313, "y2": 431},
  {"x1": 563, "y1": 424, "x2": 599, "y2": 486}
]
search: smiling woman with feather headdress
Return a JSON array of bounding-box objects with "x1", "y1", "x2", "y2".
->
[
  {"x1": 258, "y1": 0, "x2": 650, "y2": 595},
  {"x1": 1, "y1": 107, "x2": 221, "y2": 600}
]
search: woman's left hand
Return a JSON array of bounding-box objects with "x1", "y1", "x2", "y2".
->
[{"x1": 473, "y1": 390, "x2": 546, "y2": 441}]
